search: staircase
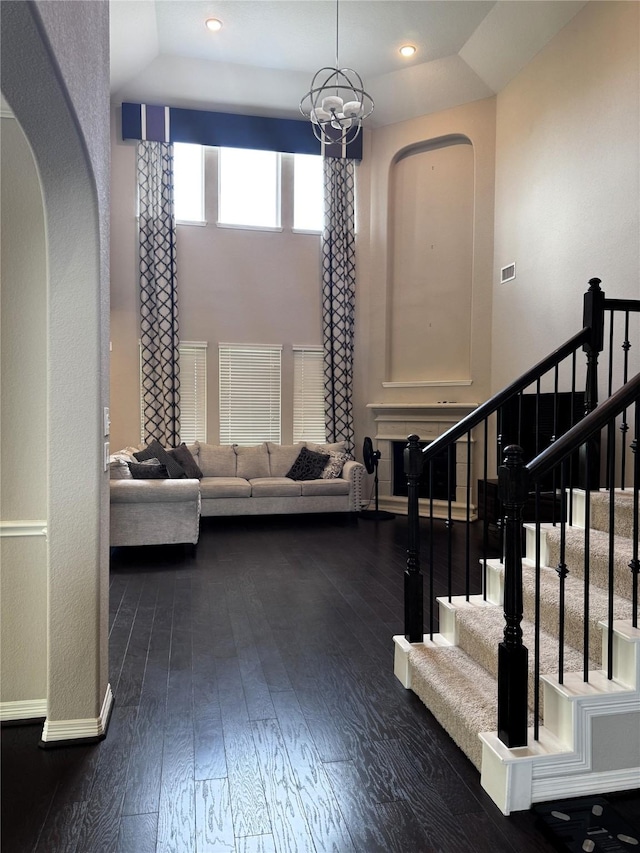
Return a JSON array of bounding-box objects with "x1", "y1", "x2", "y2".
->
[
  {"x1": 394, "y1": 489, "x2": 640, "y2": 814},
  {"x1": 393, "y1": 280, "x2": 640, "y2": 814}
]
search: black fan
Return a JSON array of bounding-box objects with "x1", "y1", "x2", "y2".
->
[{"x1": 359, "y1": 437, "x2": 396, "y2": 520}]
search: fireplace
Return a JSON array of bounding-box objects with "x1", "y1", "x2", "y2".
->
[
  {"x1": 365, "y1": 402, "x2": 479, "y2": 519},
  {"x1": 391, "y1": 440, "x2": 456, "y2": 501}
]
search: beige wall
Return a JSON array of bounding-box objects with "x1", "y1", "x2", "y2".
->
[
  {"x1": 0, "y1": 115, "x2": 48, "y2": 707},
  {"x1": 1, "y1": 0, "x2": 111, "y2": 734},
  {"x1": 492, "y1": 0, "x2": 640, "y2": 391},
  {"x1": 355, "y1": 98, "x2": 497, "y2": 445},
  {"x1": 110, "y1": 115, "x2": 324, "y2": 450}
]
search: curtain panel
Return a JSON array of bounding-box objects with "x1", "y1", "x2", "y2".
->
[
  {"x1": 137, "y1": 141, "x2": 181, "y2": 447},
  {"x1": 322, "y1": 157, "x2": 356, "y2": 455}
]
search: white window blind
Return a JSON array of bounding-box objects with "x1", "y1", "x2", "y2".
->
[
  {"x1": 139, "y1": 341, "x2": 208, "y2": 445},
  {"x1": 179, "y1": 342, "x2": 208, "y2": 443},
  {"x1": 219, "y1": 344, "x2": 282, "y2": 445},
  {"x1": 293, "y1": 347, "x2": 326, "y2": 444}
]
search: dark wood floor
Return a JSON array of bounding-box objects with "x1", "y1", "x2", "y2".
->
[{"x1": 2, "y1": 514, "x2": 638, "y2": 852}]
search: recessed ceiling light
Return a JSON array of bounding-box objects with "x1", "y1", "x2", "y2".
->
[
  {"x1": 205, "y1": 17, "x2": 223, "y2": 32},
  {"x1": 399, "y1": 45, "x2": 417, "y2": 58}
]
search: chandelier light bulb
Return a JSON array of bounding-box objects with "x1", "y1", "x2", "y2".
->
[
  {"x1": 311, "y1": 107, "x2": 332, "y2": 124},
  {"x1": 322, "y1": 95, "x2": 344, "y2": 114},
  {"x1": 342, "y1": 100, "x2": 363, "y2": 118}
]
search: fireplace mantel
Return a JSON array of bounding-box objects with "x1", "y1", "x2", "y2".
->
[{"x1": 364, "y1": 401, "x2": 479, "y2": 519}]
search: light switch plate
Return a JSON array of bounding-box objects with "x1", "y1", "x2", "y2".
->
[
  {"x1": 103, "y1": 407, "x2": 110, "y2": 436},
  {"x1": 103, "y1": 441, "x2": 110, "y2": 472}
]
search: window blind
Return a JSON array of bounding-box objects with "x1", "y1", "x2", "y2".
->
[
  {"x1": 293, "y1": 347, "x2": 326, "y2": 444},
  {"x1": 179, "y1": 342, "x2": 208, "y2": 443},
  {"x1": 219, "y1": 344, "x2": 282, "y2": 445},
  {"x1": 139, "y1": 341, "x2": 208, "y2": 445}
]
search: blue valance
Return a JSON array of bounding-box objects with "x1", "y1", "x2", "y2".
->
[{"x1": 121, "y1": 102, "x2": 362, "y2": 161}]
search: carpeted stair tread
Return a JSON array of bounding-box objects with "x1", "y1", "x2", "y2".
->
[
  {"x1": 453, "y1": 603, "x2": 596, "y2": 711},
  {"x1": 491, "y1": 560, "x2": 631, "y2": 666},
  {"x1": 590, "y1": 490, "x2": 639, "y2": 539},
  {"x1": 408, "y1": 644, "x2": 501, "y2": 772},
  {"x1": 542, "y1": 524, "x2": 635, "y2": 600}
]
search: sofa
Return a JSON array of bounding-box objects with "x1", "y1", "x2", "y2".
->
[{"x1": 110, "y1": 440, "x2": 365, "y2": 547}]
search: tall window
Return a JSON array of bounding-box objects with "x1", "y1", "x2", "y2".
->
[
  {"x1": 293, "y1": 153, "x2": 324, "y2": 232},
  {"x1": 173, "y1": 143, "x2": 205, "y2": 223},
  {"x1": 219, "y1": 344, "x2": 282, "y2": 445},
  {"x1": 293, "y1": 347, "x2": 325, "y2": 443},
  {"x1": 179, "y1": 342, "x2": 208, "y2": 443},
  {"x1": 218, "y1": 148, "x2": 280, "y2": 229},
  {"x1": 139, "y1": 341, "x2": 208, "y2": 445}
]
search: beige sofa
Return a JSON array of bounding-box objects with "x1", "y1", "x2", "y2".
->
[{"x1": 110, "y1": 441, "x2": 365, "y2": 547}]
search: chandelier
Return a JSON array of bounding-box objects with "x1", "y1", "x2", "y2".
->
[{"x1": 300, "y1": 0, "x2": 374, "y2": 146}]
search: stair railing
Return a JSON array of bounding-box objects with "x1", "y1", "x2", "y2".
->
[{"x1": 404, "y1": 278, "x2": 640, "y2": 751}]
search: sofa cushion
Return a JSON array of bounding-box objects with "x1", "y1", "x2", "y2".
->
[
  {"x1": 249, "y1": 477, "x2": 301, "y2": 497},
  {"x1": 235, "y1": 443, "x2": 270, "y2": 479},
  {"x1": 306, "y1": 440, "x2": 347, "y2": 455},
  {"x1": 199, "y1": 477, "x2": 251, "y2": 498},
  {"x1": 286, "y1": 446, "x2": 329, "y2": 481},
  {"x1": 109, "y1": 459, "x2": 133, "y2": 480},
  {"x1": 134, "y1": 439, "x2": 187, "y2": 479},
  {"x1": 199, "y1": 443, "x2": 237, "y2": 477},
  {"x1": 300, "y1": 478, "x2": 351, "y2": 497},
  {"x1": 266, "y1": 442, "x2": 305, "y2": 477},
  {"x1": 128, "y1": 459, "x2": 168, "y2": 479},
  {"x1": 322, "y1": 451, "x2": 350, "y2": 479},
  {"x1": 168, "y1": 443, "x2": 203, "y2": 479},
  {"x1": 110, "y1": 478, "x2": 200, "y2": 504}
]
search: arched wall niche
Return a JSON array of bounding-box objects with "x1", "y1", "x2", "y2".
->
[{"x1": 386, "y1": 133, "x2": 475, "y2": 385}]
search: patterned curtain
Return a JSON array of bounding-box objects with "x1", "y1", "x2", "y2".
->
[
  {"x1": 322, "y1": 157, "x2": 356, "y2": 454},
  {"x1": 137, "y1": 141, "x2": 181, "y2": 447}
]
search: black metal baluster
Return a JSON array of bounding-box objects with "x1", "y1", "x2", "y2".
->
[
  {"x1": 497, "y1": 445, "x2": 529, "y2": 748},
  {"x1": 404, "y1": 435, "x2": 423, "y2": 643},
  {"x1": 446, "y1": 444, "x2": 453, "y2": 603},
  {"x1": 569, "y1": 350, "x2": 577, "y2": 527},
  {"x1": 607, "y1": 421, "x2": 616, "y2": 680},
  {"x1": 619, "y1": 311, "x2": 630, "y2": 490},
  {"x1": 631, "y1": 401, "x2": 639, "y2": 629},
  {"x1": 583, "y1": 443, "x2": 591, "y2": 683},
  {"x1": 482, "y1": 417, "x2": 489, "y2": 600},
  {"x1": 429, "y1": 461, "x2": 434, "y2": 639},
  {"x1": 581, "y1": 278, "x2": 605, "y2": 490},
  {"x1": 465, "y1": 430, "x2": 471, "y2": 600},
  {"x1": 607, "y1": 309, "x2": 615, "y2": 399},
  {"x1": 556, "y1": 461, "x2": 568, "y2": 684},
  {"x1": 533, "y1": 480, "x2": 541, "y2": 741},
  {"x1": 551, "y1": 371, "x2": 558, "y2": 526}
]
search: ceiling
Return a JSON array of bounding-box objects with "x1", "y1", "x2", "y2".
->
[{"x1": 110, "y1": 0, "x2": 587, "y2": 127}]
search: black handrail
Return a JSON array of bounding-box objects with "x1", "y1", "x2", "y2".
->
[
  {"x1": 420, "y1": 328, "x2": 590, "y2": 465},
  {"x1": 528, "y1": 372, "x2": 640, "y2": 481}
]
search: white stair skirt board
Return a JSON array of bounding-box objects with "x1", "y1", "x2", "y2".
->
[
  {"x1": 393, "y1": 633, "x2": 454, "y2": 689},
  {"x1": 39, "y1": 683, "x2": 114, "y2": 746},
  {"x1": 480, "y1": 620, "x2": 640, "y2": 815},
  {"x1": 0, "y1": 698, "x2": 47, "y2": 722}
]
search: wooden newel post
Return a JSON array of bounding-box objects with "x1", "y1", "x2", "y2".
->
[
  {"x1": 404, "y1": 434, "x2": 424, "y2": 642},
  {"x1": 581, "y1": 277, "x2": 605, "y2": 488},
  {"x1": 497, "y1": 445, "x2": 529, "y2": 747}
]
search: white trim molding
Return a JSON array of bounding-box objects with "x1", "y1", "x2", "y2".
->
[
  {"x1": 0, "y1": 520, "x2": 47, "y2": 538},
  {"x1": 40, "y1": 683, "x2": 114, "y2": 745},
  {"x1": 0, "y1": 698, "x2": 47, "y2": 722}
]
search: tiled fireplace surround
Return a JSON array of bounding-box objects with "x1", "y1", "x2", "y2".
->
[{"x1": 365, "y1": 403, "x2": 479, "y2": 520}]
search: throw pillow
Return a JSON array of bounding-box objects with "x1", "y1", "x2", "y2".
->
[
  {"x1": 135, "y1": 439, "x2": 187, "y2": 479},
  {"x1": 286, "y1": 446, "x2": 330, "y2": 481},
  {"x1": 168, "y1": 443, "x2": 203, "y2": 479},
  {"x1": 322, "y1": 451, "x2": 349, "y2": 479},
  {"x1": 234, "y1": 443, "x2": 270, "y2": 479},
  {"x1": 128, "y1": 458, "x2": 168, "y2": 479}
]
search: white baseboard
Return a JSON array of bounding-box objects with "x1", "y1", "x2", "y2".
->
[
  {"x1": 40, "y1": 683, "x2": 113, "y2": 745},
  {"x1": 0, "y1": 697, "x2": 47, "y2": 721}
]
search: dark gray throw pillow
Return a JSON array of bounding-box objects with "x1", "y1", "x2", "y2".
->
[
  {"x1": 128, "y1": 459, "x2": 168, "y2": 479},
  {"x1": 286, "y1": 446, "x2": 330, "y2": 481},
  {"x1": 168, "y1": 443, "x2": 203, "y2": 479},
  {"x1": 135, "y1": 439, "x2": 187, "y2": 479}
]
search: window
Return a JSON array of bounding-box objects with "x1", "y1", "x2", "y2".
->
[
  {"x1": 173, "y1": 143, "x2": 205, "y2": 223},
  {"x1": 293, "y1": 348, "x2": 326, "y2": 443},
  {"x1": 218, "y1": 147, "x2": 280, "y2": 229},
  {"x1": 179, "y1": 342, "x2": 208, "y2": 443},
  {"x1": 293, "y1": 154, "x2": 324, "y2": 232},
  {"x1": 139, "y1": 341, "x2": 208, "y2": 445},
  {"x1": 219, "y1": 344, "x2": 281, "y2": 445}
]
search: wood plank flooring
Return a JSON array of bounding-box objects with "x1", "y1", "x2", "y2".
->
[{"x1": 2, "y1": 514, "x2": 638, "y2": 852}]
